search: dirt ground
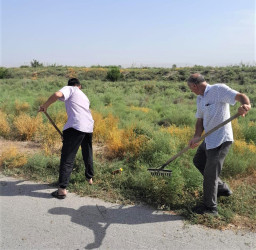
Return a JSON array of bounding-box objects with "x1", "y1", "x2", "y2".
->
[
  {"x1": 0, "y1": 137, "x2": 42, "y2": 156},
  {"x1": 0, "y1": 137, "x2": 105, "y2": 156}
]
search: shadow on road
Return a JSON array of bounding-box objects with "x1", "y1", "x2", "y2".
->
[
  {"x1": 0, "y1": 177, "x2": 183, "y2": 249},
  {"x1": 0, "y1": 179, "x2": 55, "y2": 199},
  {"x1": 48, "y1": 204, "x2": 183, "y2": 249}
]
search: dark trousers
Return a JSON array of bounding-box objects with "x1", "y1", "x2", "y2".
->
[
  {"x1": 193, "y1": 140, "x2": 232, "y2": 209},
  {"x1": 59, "y1": 128, "x2": 93, "y2": 189}
]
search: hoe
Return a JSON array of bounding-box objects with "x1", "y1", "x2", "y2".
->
[{"x1": 148, "y1": 113, "x2": 240, "y2": 177}]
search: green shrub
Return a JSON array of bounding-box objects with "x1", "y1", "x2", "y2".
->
[
  {"x1": 109, "y1": 166, "x2": 185, "y2": 207},
  {"x1": 244, "y1": 125, "x2": 256, "y2": 144},
  {"x1": 139, "y1": 130, "x2": 175, "y2": 166},
  {"x1": 23, "y1": 153, "x2": 59, "y2": 178},
  {"x1": 106, "y1": 67, "x2": 121, "y2": 81},
  {"x1": 0, "y1": 67, "x2": 10, "y2": 79},
  {"x1": 222, "y1": 147, "x2": 256, "y2": 177},
  {"x1": 156, "y1": 106, "x2": 195, "y2": 127},
  {"x1": 144, "y1": 83, "x2": 156, "y2": 94}
]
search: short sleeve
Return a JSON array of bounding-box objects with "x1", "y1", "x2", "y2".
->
[
  {"x1": 196, "y1": 96, "x2": 203, "y2": 118},
  {"x1": 218, "y1": 84, "x2": 238, "y2": 106},
  {"x1": 58, "y1": 86, "x2": 74, "y2": 102}
]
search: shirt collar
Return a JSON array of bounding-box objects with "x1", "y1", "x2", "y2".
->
[{"x1": 202, "y1": 84, "x2": 211, "y2": 97}]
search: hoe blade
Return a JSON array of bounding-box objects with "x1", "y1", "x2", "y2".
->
[{"x1": 147, "y1": 168, "x2": 172, "y2": 177}]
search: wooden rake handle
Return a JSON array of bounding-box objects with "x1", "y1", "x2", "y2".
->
[
  {"x1": 160, "y1": 113, "x2": 240, "y2": 169},
  {"x1": 44, "y1": 111, "x2": 63, "y2": 138}
]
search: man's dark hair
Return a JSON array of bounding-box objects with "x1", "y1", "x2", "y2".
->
[
  {"x1": 68, "y1": 78, "x2": 81, "y2": 86},
  {"x1": 187, "y1": 73, "x2": 205, "y2": 85}
]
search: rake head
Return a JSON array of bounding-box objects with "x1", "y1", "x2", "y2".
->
[{"x1": 147, "y1": 168, "x2": 172, "y2": 177}]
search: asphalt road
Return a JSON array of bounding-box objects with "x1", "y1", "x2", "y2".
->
[{"x1": 1, "y1": 175, "x2": 255, "y2": 250}]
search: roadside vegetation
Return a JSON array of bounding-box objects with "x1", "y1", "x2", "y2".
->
[{"x1": 0, "y1": 63, "x2": 255, "y2": 231}]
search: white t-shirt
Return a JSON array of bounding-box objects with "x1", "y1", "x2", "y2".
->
[
  {"x1": 196, "y1": 84, "x2": 238, "y2": 149},
  {"x1": 58, "y1": 86, "x2": 94, "y2": 133}
]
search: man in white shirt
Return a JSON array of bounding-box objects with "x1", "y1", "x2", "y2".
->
[
  {"x1": 187, "y1": 73, "x2": 251, "y2": 215},
  {"x1": 39, "y1": 78, "x2": 94, "y2": 199}
]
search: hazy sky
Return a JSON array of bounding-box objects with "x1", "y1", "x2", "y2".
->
[{"x1": 1, "y1": 0, "x2": 255, "y2": 68}]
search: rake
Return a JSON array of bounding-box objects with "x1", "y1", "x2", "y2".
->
[
  {"x1": 44, "y1": 111, "x2": 63, "y2": 138},
  {"x1": 148, "y1": 113, "x2": 240, "y2": 177}
]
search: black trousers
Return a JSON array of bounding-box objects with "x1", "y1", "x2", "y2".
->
[
  {"x1": 193, "y1": 140, "x2": 232, "y2": 209},
  {"x1": 59, "y1": 128, "x2": 94, "y2": 189}
]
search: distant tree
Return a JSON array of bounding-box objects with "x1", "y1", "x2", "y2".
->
[
  {"x1": 172, "y1": 64, "x2": 177, "y2": 69},
  {"x1": 30, "y1": 59, "x2": 43, "y2": 67}
]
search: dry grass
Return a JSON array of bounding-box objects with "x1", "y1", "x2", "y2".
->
[
  {"x1": 13, "y1": 113, "x2": 43, "y2": 140},
  {"x1": 0, "y1": 146, "x2": 27, "y2": 169},
  {"x1": 163, "y1": 125, "x2": 194, "y2": 145},
  {"x1": 36, "y1": 112, "x2": 66, "y2": 154},
  {"x1": 232, "y1": 119, "x2": 245, "y2": 140},
  {"x1": 92, "y1": 111, "x2": 148, "y2": 159},
  {"x1": 92, "y1": 111, "x2": 119, "y2": 143},
  {"x1": 233, "y1": 140, "x2": 256, "y2": 154},
  {"x1": 38, "y1": 123, "x2": 63, "y2": 154},
  {"x1": 82, "y1": 67, "x2": 107, "y2": 72},
  {"x1": 14, "y1": 100, "x2": 30, "y2": 115},
  {"x1": 105, "y1": 127, "x2": 148, "y2": 159},
  {"x1": 67, "y1": 67, "x2": 77, "y2": 78},
  {"x1": 0, "y1": 110, "x2": 10, "y2": 137},
  {"x1": 130, "y1": 106, "x2": 150, "y2": 113}
]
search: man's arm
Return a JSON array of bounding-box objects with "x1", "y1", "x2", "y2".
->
[
  {"x1": 235, "y1": 93, "x2": 251, "y2": 117},
  {"x1": 189, "y1": 118, "x2": 204, "y2": 148},
  {"x1": 38, "y1": 91, "x2": 64, "y2": 112}
]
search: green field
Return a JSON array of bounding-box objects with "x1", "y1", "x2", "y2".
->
[{"x1": 0, "y1": 65, "x2": 256, "y2": 230}]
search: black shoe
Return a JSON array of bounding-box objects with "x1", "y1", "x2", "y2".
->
[
  {"x1": 51, "y1": 190, "x2": 66, "y2": 199},
  {"x1": 192, "y1": 204, "x2": 218, "y2": 216},
  {"x1": 217, "y1": 190, "x2": 232, "y2": 197}
]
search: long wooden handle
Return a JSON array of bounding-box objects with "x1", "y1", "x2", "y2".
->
[
  {"x1": 200, "y1": 113, "x2": 240, "y2": 140},
  {"x1": 44, "y1": 111, "x2": 63, "y2": 137},
  {"x1": 160, "y1": 113, "x2": 240, "y2": 169}
]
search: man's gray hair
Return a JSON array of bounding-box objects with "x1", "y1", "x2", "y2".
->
[{"x1": 187, "y1": 73, "x2": 205, "y2": 85}]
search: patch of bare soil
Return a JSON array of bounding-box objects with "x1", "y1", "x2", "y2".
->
[
  {"x1": 230, "y1": 170, "x2": 256, "y2": 187},
  {"x1": 0, "y1": 137, "x2": 105, "y2": 156},
  {"x1": 0, "y1": 137, "x2": 42, "y2": 156}
]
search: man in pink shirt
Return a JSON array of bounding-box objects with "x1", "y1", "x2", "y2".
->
[{"x1": 39, "y1": 78, "x2": 94, "y2": 199}]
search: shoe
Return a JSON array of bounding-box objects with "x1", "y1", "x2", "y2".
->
[
  {"x1": 192, "y1": 204, "x2": 218, "y2": 216},
  {"x1": 217, "y1": 190, "x2": 232, "y2": 197},
  {"x1": 51, "y1": 190, "x2": 66, "y2": 199}
]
